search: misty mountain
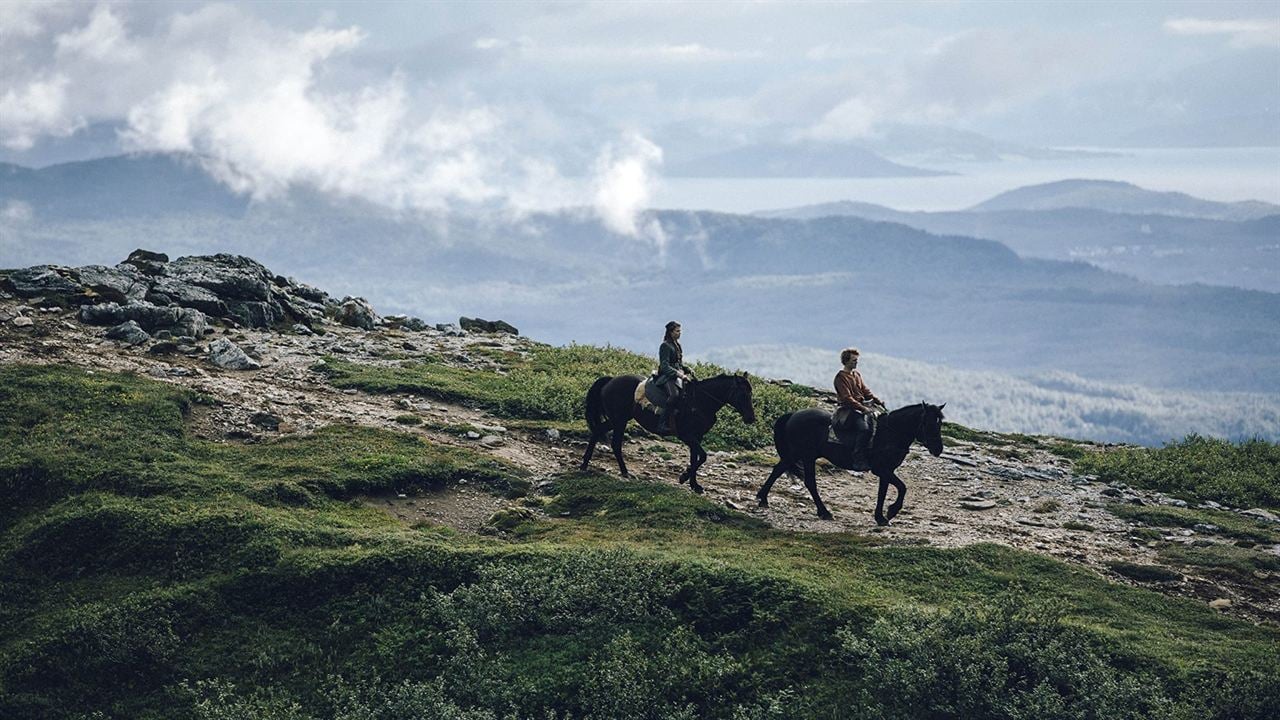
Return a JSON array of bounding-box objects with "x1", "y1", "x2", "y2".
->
[
  {"x1": 757, "y1": 197, "x2": 1280, "y2": 292},
  {"x1": 3, "y1": 154, "x2": 1278, "y2": 406},
  {"x1": 1119, "y1": 112, "x2": 1280, "y2": 149},
  {"x1": 703, "y1": 345, "x2": 1280, "y2": 446},
  {"x1": 855, "y1": 123, "x2": 1120, "y2": 164},
  {"x1": 968, "y1": 179, "x2": 1280, "y2": 220},
  {"x1": 666, "y1": 141, "x2": 949, "y2": 177}
]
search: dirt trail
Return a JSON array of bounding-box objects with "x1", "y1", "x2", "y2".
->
[{"x1": 2, "y1": 300, "x2": 1276, "y2": 623}]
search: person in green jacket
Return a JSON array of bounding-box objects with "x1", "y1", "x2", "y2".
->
[{"x1": 656, "y1": 320, "x2": 692, "y2": 431}]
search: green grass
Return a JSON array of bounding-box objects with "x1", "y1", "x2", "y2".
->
[
  {"x1": 1, "y1": 365, "x2": 1279, "y2": 720},
  {"x1": 1107, "y1": 504, "x2": 1280, "y2": 545},
  {"x1": 1077, "y1": 436, "x2": 1280, "y2": 510},
  {"x1": 316, "y1": 344, "x2": 814, "y2": 450}
]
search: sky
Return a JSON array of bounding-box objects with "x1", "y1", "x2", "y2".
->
[{"x1": 2, "y1": 1, "x2": 1277, "y2": 226}]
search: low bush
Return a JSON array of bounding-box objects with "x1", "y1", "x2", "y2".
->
[{"x1": 1077, "y1": 436, "x2": 1280, "y2": 510}]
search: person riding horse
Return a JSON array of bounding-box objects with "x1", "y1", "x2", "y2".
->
[
  {"x1": 656, "y1": 321, "x2": 693, "y2": 431},
  {"x1": 834, "y1": 347, "x2": 884, "y2": 469}
]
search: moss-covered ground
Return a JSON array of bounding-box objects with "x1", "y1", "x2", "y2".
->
[{"x1": 1, "y1": 364, "x2": 1277, "y2": 719}]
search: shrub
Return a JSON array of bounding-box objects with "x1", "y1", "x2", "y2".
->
[{"x1": 1077, "y1": 436, "x2": 1280, "y2": 510}]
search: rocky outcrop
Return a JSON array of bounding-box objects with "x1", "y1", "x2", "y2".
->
[
  {"x1": 459, "y1": 316, "x2": 518, "y2": 335},
  {"x1": 105, "y1": 320, "x2": 151, "y2": 346},
  {"x1": 335, "y1": 297, "x2": 379, "y2": 330}
]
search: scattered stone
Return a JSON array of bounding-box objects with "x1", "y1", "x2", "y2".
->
[
  {"x1": 148, "y1": 341, "x2": 179, "y2": 355},
  {"x1": 1208, "y1": 598, "x2": 1232, "y2": 610},
  {"x1": 465, "y1": 431, "x2": 481, "y2": 440},
  {"x1": 207, "y1": 337, "x2": 260, "y2": 370},
  {"x1": 249, "y1": 412, "x2": 281, "y2": 431},
  {"x1": 480, "y1": 435, "x2": 504, "y2": 447},
  {"x1": 1241, "y1": 508, "x2": 1278, "y2": 523},
  {"x1": 105, "y1": 320, "x2": 151, "y2": 346},
  {"x1": 342, "y1": 388, "x2": 358, "y2": 395},
  {"x1": 543, "y1": 429, "x2": 561, "y2": 441},
  {"x1": 1016, "y1": 516, "x2": 1050, "y2": 527},
  {"x1": 946, "y1": 455, "x2": 978, "y2": 468},
  {"x1": 1166, "y1": 498, "x2": 1188, "y2": 508},
  {"x1": 402, "y1": 341, "x2": 417, "y2": 351},
  {"x1": 459, "y1": 316, "x2": 519, "y2": 335},
  {"x1": 292, "y1": 323, "x2": 314, "y2": 336},
  {"x1": 435, "y1": 322, "x2": 466, "y2": 336},
  {"x1": 12, "y1": 315, "x2": 34, "y2": 328},
  {"x1": 121, "y1": 248, "x2": 169, "y2": 275},
  {"x1": 725, "y1": 499, "x2": 744, "y2": 511},
  {"x1": 959, "y1": 498, "x2": 998, "y2": 511}
]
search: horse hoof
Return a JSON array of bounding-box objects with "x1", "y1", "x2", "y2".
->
[
  {"x1": 621, "y1": 471, "x2": 631, "y2": 479},
  {"x1": 875, "y1": 516, "x2": 889, "y2": 526},
  {"x1": 691, "y1": 484, "x2": 704, "y2": 495},
  {"x1": 757, "y1": 497, "x2": 769, "y2": 508},
  {"x1": 818, "y1": 510, "x2": 833, "y2": 521}
]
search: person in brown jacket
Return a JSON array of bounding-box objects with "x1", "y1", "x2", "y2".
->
[{"x1": 834, "y1": 347, "x2": 883, "y2": 468}]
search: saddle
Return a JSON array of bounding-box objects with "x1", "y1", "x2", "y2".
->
[
  {"x1": 828, "y1": 407, "x2": 877, "y2": 447},
  {"x1": 635, "y1": 376, "x2": 679, "y2": 434}
]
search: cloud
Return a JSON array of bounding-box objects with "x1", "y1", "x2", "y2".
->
[
  {"x1": 0, "y1": 75, "x2": 82, "y2": 150},
  {"x1": 54, "y1": 4, "x2": 138, "y2": 62},
  {"x1": 1164, "y1": 17, "x2": 1280, "y2": 48},
  {"x1": 592, "y1": 133, "x2": 667, "y2": 246}
]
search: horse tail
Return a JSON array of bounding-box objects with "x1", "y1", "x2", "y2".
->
[
  {"x1": 585, "y1": 376, "x2": 612, "y2": 435},
  {"x1": 773, "y1": 413, "x2": 802, "y2": 477}
]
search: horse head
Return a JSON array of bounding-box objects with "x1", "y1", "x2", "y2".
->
[
  {"x1": 731, "y1": 372, "x2": 757, "y2": 424},
  {"x1": 916, "y1": 402, "x2": 946, "y2": 457}
]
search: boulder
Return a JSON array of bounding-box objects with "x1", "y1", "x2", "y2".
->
[
  {"x1": 12, "y1": 315, "x2": 34, "y2": 328},
  {"x1": 208, "y1": 338, "x2": 260, "y2": 370},
  {"x1": 75, "y1": 265, "x2": 149, "y2": 304},
  {"x1": 149, "y1": 277, "x2": 227, "y2": 316},
  {"x1": 2, "y1": 266, "x2": 84, "y2": 300},
  {"x1": 167, "y1": 254, "x2": 273, "y2": 301},
  {"x1": 1241, "y1": 508, "x2": 1278, "y2": 524},
  {"x1": 336, "y1": 297, "x2": 379, "y2": 330},
  {"x1": 435, "y1": 322, "x2": 466, "y2": 337},
  {"x1": 224, "y1": 299, "x2": 287, "y2": 328},
  {"x1": 121, "y1": 249, "x2": 169, "y2": 275},
  {"x1": 459, "y1": 316, "x2": 518, "y2": 335},
  {"x1": 105, "y1": 320, "x2": 151, "y2": 346},
  {"x1": 79, "y1": 302, "x2": 128, "y2": 326}
]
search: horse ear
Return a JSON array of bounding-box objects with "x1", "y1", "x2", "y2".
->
[{"x1": 939, "y1": 402, "x2": 946, "y2": 410}]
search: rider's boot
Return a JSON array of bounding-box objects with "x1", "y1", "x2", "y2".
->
[
  {"x1": 850, "y1": 429, "x2": 871, "y2": 471},
  {"x1": 658, "y1": 406, "x2": 675, "y2": 433}
]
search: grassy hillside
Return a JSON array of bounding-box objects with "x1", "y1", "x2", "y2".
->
[{"x1": 1, "y1": 364, "x2": 1278, "y2": 719}]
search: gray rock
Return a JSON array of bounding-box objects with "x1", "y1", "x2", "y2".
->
[
  {"x1": 105, "y1": 320, "x2": 151, "y2": 346},
  {"x1": 75, "y1": 264, "x2": 149, "y2": 303},
  {"x1": 459, "y1": 316, "x2": 519, "y2": 335},
  {"x1": 465, "y1": 431, "x2": 481, "y2": 440},
  {"x1": 79, "y1": 301, "x2": 127, "y2": 326},
  {"x1": 1241, "y1": 508, "x2": 1278, "y2": 523},
  {"x1": 481, "y1": 435, "x2": 504, "y2": 447},
  {"x1": 401, "y1": 317, "x2": 429, "y2": 331},
  {"x1": 148, "y1": 341, "x2": 179, "y2": 355},
  {"x1": 120, "y1": 249, "x2": 169, "y2": 275},
  {"x1": 224, "y1": 299, "x2": 287, "y2": 328},
  {"x1": 2, "y1": 266, "x2": 84, "y2": 300},
  {"x1": 149, "y1": 277, "x2": 227, "y2": 316},
  {"x1": 543, "y1": 428, "x2": 561, "y2": 441},
  {"x1": 960, "y1": 499, "x2": 998, "y2": 511},
  {"x1": 292, "y1": 323, "x2": 314, "y2": 335},
  {"x1": 290, "y1": 282, "x2": 329, "y2": 304},
  {"x1": 249, "y1": 412, "x2": 281, "y2": 431},
  {"x1": 167, "y1": 254, "x2": 273, "y2": 301},
  {"x1": 208, "y1": 337, "x2": 260, "y2": 370},
  {"x1": 435, "y1": 322, "x2": 466, "y2": 336},
  {"x1": 335, "y1": 297, "x2": 379, "y2": 330},
  {"x1": 12, "y1": 315, "x2": 34, "y2": 328}
]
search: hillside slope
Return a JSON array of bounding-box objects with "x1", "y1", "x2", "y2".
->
[{"x1": 1, "y1": 253, "x2": 1277, "y2": 719}]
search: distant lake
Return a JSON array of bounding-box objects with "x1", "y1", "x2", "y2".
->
[{"x1": 650, "y1": 146, "x2": 1280, "y2": 213}]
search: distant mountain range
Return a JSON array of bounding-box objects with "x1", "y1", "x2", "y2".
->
[
  {"x1": 665, "y1": 141, "x2": 951, "y2": 178},
  {"x1": 3, "y1": 154, "x2": 1278, "y2": 409},
  {"x1": 757, "y1": 180, "x2": 1280, "y2": 292}
]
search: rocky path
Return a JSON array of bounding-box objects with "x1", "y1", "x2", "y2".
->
[{"x1": 2, "y1": 297, "x2": 1276, "y2": 623}]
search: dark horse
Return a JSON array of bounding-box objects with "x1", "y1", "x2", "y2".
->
[
  {"x1": 757, "y1": 403, "x2": 945, "y2": 525},
  {"x1": 581, "y1": 374, "x2": 756, "y2": 493}
]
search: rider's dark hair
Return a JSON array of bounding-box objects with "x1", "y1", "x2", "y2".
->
[{"x1": 664, "y1": 321, "x2": 681, "y2": 344}]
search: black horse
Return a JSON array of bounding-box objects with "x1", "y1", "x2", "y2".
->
[
  {"x1": 757, "y1": 403, "x2": 945, "y2": 525},
  {"x1": 581, "y1": 374, "x2": 756, "y2": 494}
]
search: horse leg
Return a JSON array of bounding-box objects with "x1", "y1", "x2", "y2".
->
[
  {"x1": 686, "y1": 442, "x2": 706, "y2": 494},
  {"x1": 757, "y1": 461, "x2": 789, "y2": 507},
  {"x1": 580, "y1": 429, "x2": 606, "y2": 471},
  {"x1": 886, "y1": 472, "x2": 908, "y2": 521},
  {"x1": 610, "y1": 426, "x2": 630, "y2": 478},
  {"x1": 874, "y1": 474, "x2": 890, "y2": 526},
  {"x1": 803, "y1": 460, "x2": 831, "y2": 520}
]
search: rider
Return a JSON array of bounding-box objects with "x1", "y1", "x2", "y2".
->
[
  {"x1": 834, "y1": 347, "x2": 883, "y2": 468},
  {"x1": 656, "y1": 320, "x2": 692, "y2": 432}
]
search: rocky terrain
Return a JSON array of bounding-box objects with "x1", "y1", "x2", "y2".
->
[{"x1": 2, "y1": 252, "x2": 1276, "y2": 624}]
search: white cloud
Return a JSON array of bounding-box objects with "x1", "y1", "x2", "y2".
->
[
  {"x1": 592, "y1": 133, "x2": 666, "y2": 246},
  {"x1": 55, "y1": 4, "x2": 138, "y2": 62},
  {"x1": 1164, "y1": 17, "x2": 1280, "y2": 48},
  {"x1": 0, "y1": 75, "x2": 82, "y2": 150}
]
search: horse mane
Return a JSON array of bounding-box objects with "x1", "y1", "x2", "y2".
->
[{"x1": 885, "y1": 402, "x2": 928, "y2": 419}]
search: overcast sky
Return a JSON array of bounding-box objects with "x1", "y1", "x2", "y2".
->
[{"x1": 2, "y1": 1, "x2": 1277, "y2": 221}]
